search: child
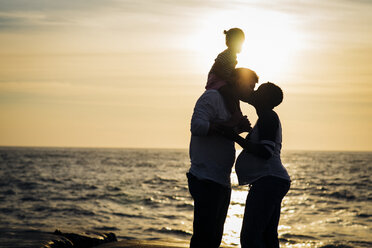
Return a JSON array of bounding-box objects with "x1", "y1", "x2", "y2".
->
[{"x1": 206, "y1": 28, "x2": 251, "y2": 132}]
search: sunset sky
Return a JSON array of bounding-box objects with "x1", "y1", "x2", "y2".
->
[{"x1": 0, "y1": 0, "x2": 371, "y2": 151}]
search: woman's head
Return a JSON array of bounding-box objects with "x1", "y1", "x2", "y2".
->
[
  {"x1": 224, "y1": 28, "x2": 245, "y2": 53},
  {"x1": 249, "y1": 82, "x2": 283, "y2": 110}
]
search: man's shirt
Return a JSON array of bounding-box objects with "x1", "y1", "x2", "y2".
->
[{"x1": 189, "y1": 90, "x2": 236, "y2": 187}]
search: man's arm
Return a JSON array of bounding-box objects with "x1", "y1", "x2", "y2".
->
[{"x1": 190, "y1": 92, "x2": 218, "y2": 136}]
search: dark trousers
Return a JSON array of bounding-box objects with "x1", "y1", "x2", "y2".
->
[
  {"x1": 187, "y1": 173, "x2": 231, "y2": 248},
  {"x1": 241, "y1": 176, "x2": 290, "y2": 248}
]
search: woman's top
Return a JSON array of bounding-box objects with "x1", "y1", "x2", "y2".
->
[{"x1": 235, "y1": 110, "x2": 290, "y2": 185}]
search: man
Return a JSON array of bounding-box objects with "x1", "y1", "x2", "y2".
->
[{"x1": 187, "y1": 68, "x2": 258, "y2": 248}]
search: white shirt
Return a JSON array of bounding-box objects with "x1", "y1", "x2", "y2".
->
[
  {"x1": 235, "y1": 114, "x2": 290, "y2": 185},
  {"x1": 189, "y1": 90, "x2": 236, "y2": 187}
]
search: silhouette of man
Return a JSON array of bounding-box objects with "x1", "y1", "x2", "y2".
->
[{"x1": 187, "y1": 68, "x2": 258, "y2": 248}]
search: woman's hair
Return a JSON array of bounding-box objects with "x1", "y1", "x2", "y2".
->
[
  {"x1": 258, "y1": 82, "x2": 283, "y2": 108},
  {"x1": 224, "y1": 28, "x2": 245, "y2": 47}
]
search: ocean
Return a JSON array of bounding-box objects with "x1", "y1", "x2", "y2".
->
[{"x1": 0, "y1": 147, "x2": 371, "y2": 247}]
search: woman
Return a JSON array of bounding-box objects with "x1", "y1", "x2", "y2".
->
[{"x1": 220, "y1": 82, "x2": 290, "y2": 248}]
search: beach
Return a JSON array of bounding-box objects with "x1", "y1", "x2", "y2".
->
[
  {"x1": 94, "y1": 239, "x2": 188, "y2": 248},
  {"x1": 0, "y1": 228, "x2": 189, "y2": 248},
  {"x1": 0, "y1": 147, "x2": 371, "y2": 247}
]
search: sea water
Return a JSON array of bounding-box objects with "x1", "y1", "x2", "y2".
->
[{"x1": 0, "y1": 147, "x2": 371, "y2": 247}]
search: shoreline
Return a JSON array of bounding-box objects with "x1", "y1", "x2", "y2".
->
[
  {"x1": 0, "y1": 229, "x2": 190, "y2": 248},
  {"x1": 1, "y1": 227, "x2": 371, "y2": 248},
  {"x1": 50, "y1": 230, "x2": 190, "y2": 248},
  {"x1": 93, "y1": 239, "x2": 189, "y2": 248}
]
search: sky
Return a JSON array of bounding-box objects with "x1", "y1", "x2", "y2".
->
[{"x1": 0, "y1": 0, "x2": 371, "y2": 151}]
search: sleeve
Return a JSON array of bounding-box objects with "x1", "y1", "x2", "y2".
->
[
  {"x1": 190, "y1": 92, "x2": 217, "y2": 136},
  {"x1": 257, "y1": 112, "x2": 279, "y2": 155}
]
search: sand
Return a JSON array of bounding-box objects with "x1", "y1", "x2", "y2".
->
[{"x1": 93, "y1": 239, "x2": 189, "y2": 248}]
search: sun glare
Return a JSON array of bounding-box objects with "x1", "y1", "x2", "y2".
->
[{"x1": 187, "y1": 7, "x2": 304, "y2": 84}]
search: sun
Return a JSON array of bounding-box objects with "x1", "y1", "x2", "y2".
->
[
  {"x1": 187, "y1": 7, "x2": 304, "y2": 84},
  {"x1": 237, "y1": 11, "x2": 302, "y2": 83}
]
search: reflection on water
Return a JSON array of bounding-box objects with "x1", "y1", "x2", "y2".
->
[
  {"x1": 223, "y1": 183, "x2": 248, "y2": 247},
  {"x1": 0, "y1": 148, "x2": 371, "y2": 247}
]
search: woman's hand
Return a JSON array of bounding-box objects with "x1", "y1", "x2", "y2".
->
[{"x1": 236, "y1": 115, "x2": 252, "y2": 133}]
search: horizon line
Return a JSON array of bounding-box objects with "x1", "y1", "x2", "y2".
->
[{"x1": 0, "y1": 145, "x2": 371, "y2": 153}]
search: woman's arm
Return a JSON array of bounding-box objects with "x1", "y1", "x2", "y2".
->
[{"x1": 217, "y1": 127, "x2": 273, "y2": 159}]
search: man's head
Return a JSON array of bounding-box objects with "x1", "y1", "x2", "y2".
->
[
  {"x1": 233, "y1": 68, "x2": 259, "y2": 102},
  {"x1": 249, "y1": 82, "x2": 283, "y2": 110}
]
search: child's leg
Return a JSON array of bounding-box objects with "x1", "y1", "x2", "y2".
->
[
  {"x1": 218, "y1": 85, "x2": 242, "y2": 126},
  {"x1": 218, "y1": 85, "x2": 239, "y2": 114}
]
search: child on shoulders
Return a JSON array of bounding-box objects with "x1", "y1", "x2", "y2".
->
[{"x1": 206, "y1": 28, "x2": 251, "y2": 133}]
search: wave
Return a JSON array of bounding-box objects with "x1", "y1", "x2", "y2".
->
[
  {"x1": 143, "y1": 176, "x2": 178, "y2": 185},
  {"x1": 160, "y1": 214, "x2": 179, "y2": 219},
  {"x1": 20, "y1": 196, "x2": 44, "y2": 202},
  {"x1": 319, "y1": 245, "x2": 353, "y2": 248},
  {"x1": 142, "y1": 197, "x2": 161, "y2": 207},
  {"x1": 16, "y1": 181, "x2": 39, "y2": 190},
  {"x1": 175, "y1": 203, "x2": 194, "y2": 210},
  {"x1": 2, "y1": 189, "x2": 16, "y2": 195},
  {"x1": 112, "y1": 212, "x2": 154, "y2": 219},
  {"x1": 136, "y1": 162, "x2": 157, "y2": 168},
  {"x1": 146, "y1": 227, "x2": 191, "y2": 237},
  {"x1": 350, "y1": 240, "x2": 372, "y2": 247},
  {"x1": 0, "y1": 207, "x2": 14, "y2": 214},
  {"x1": 281, "y1": 233, "x2": 318, "y2": 240},
  {"x1": 356, "y1": 213, "x2": 372, "y2": 218},
  {"x1": 230, "y1": 201, "x2": 245, "y2": 206},
  {"x1": 93, "y1": 226, "x2": 120, "y2": 231},
  {"x1": 31, "y1": 205, "x2": 96, "y2": 217},
  {"x1": 316, "y1": 189, "x2": 357, "y2": 201}
]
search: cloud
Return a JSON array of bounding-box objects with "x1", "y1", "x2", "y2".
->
[
  {"x1": 0, "y1": 12, "x2": 79, "y2": 31},
  {"x1": 0, "y1": 0, "x2": 225, "y2": 17},
  {"x1": 0, "y1": 0, "x2": 116, "y2": 12},
  {"x1": 0, "y1": 0, "x2": 117, "y2": 31},
  {"x1": 0, "y1": 0, "x2": 224, "y2": 32},
  {"x1": 0, "y1": 0, "x2": 371, "y2": 50}
]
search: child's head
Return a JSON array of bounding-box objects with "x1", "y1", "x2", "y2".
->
[{"x1": 224, "y1": 28, "x2": 245, "y2": 53}]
